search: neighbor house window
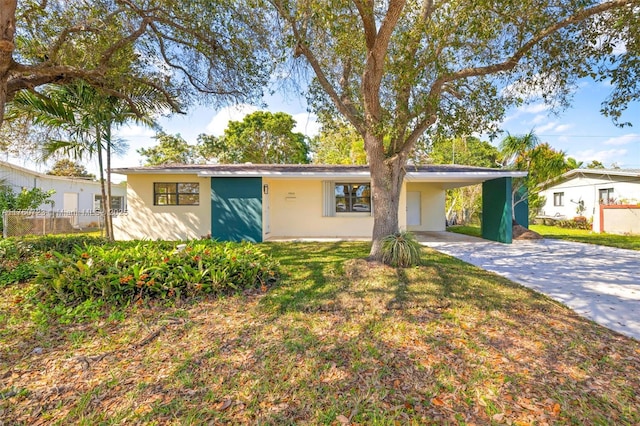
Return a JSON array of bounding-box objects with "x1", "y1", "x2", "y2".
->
[
  {"x1": 335, "y1": 183, "x2": 371, "y2": 213},
  {"x1": 599, "y1": 188, "x2": 614, "y2": 204},
  {"x1": 94, "y1": 195, "x2": 125, "y2": 211},
  {"x1": 154, "y1": 182, "x2": 199, "y2": 205},
  {"x1": 553, "y1": 192, "x2": 564, "y2": 206}
]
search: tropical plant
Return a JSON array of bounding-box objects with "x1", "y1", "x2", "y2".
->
[
  {"x1": 35, "y1": 240, "x2": 279, "y2": 306},
  {"x1": 7, "y1": 81, "x2": 166, "y2": 240},
  {"x1": 381, "y1": 231, "x2": 422, "y2": 268},
  {"x1": 499, "y1": 132, "x2": 570, "y2": 223}
]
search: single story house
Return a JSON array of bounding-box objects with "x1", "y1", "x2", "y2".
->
[
  {"x1": 112, "y1": 163, "x2": 526, "y2": 243},
  {"x1": 537, "y1": 168, "x2": 640, "y2": 233},
  {"x1": 0, "y1": 159, "x2": 127, "y2": 227}
]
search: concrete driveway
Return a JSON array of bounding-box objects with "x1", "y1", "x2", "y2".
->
[{"x1": 417, "y1": 232, "x2": 640, "y2": 341}]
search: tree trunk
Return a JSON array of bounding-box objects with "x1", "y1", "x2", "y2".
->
[
  {"x1": 105, "y1": 123, "x2": 114, "y2": 241},
  {"x1": 367, "y1": 134, "x2": 406, "y2": 261},
  {"x1": 0, "y1": 0, "x2": 17, "y2": 124},
  {"x1": 96, "y1": 129, "x2": 109, "y2": 240}
]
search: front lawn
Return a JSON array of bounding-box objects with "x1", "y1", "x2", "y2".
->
[{"x1": 1, "y1": 239, "x2": 639, "y2": 424}]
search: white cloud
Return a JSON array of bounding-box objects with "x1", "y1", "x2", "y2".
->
[
  {"x1": 531, "y1": 115, "x2": 547, "y2": 125},
  {"x1": 521, "y1": 103, "x2": 550, "y2": 114},
  {"x1": 554, "y1": 124, "x2": 573, "y2": 132},
  {"x1": 205, "y1": 104, "x2": 259, "y2": 136},
  {"x1": 602, "y1": 133, "x2": 640, "y2": 146},
  {"x1": 114, "y1": 124, "x2": 156, "y2": 138},
  {"x1": 574, "y1": 148, "x2": 628, "y2": 166},
  {"x1": 535, "y1": 121, "x2": 559, "y2": 133}
]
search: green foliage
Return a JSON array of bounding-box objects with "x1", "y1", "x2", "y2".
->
[
  {"x1": 35, "y1": 240, "x2": 279, "y2": 306},
  {"x1": 429, "y1": 136, "x2": 502, "y2": 168},
  {"x1": 46, "y1": 159, "x2": 95, "y2": 178},
  {"x1": 427, "y1": 136, "x2": 502, "y2": 225},
  {"x1": 0, "y1": 263, "x2": 37, "y2": 287},
  {"x1": 137, "y1": 132, "x2": 199, "y2": 166},
  {"x1": 213, "y1": 111, "x2": 310, "y2": 164},
  {"x1": 380, "y1": 231, "x2": 422, "y2": 268},
  {"x1": 0, "y1": 185, "x2": 56, "y2": 232},
  {"x1": 310, "y1": 117, "x2": 366, "y2": 165},
  {"x1": 557, "y1": 217, "x2": 592, "y2": 230}
]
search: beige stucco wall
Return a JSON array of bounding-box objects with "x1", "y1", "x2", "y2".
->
[
  {"x1": 405, "y1": 182, "x2": 446, "y2": 232},
  {"x1": 114, "y1": 175, "x2": 448, "y2": 241},
  {"x1": 113, "y1": 174, "x2": 211, "y2": 241},
  {"x1": 264, "y1": 179, "x2": 375, "y2": 238}
]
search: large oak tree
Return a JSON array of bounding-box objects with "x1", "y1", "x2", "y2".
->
[{"x1": 269, "y1": 0, "x2": 639, "y2": 259}]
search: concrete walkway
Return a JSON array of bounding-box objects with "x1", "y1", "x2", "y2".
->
[{"x1": 417, "y1": 232, "x2": 640, "y2": 341}]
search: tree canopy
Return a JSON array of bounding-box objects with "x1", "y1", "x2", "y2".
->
[
  {"x1": 268, "y1": 0, "x2": 639, "y2": 260},
  {"x1": 138, "y1": 133, "x2": 198, "y2": 166},
  {"x1": 47, "y1": 159, "x2": 95, "y2": 179},
  {"x1": 0, "y1": 0, "x2": 273, "y2": 123},
  {"x1": 209, "y1": 111, "x2": 310, "y2": 164}
]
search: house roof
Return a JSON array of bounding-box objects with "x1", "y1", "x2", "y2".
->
[
  {"x1": 539, "y1": 168, "x2": 640, "y2": 190},
  {"x1": 112, "y1": 163, "x2": 527, "y2": 188},
  {"x1": 0, "y1": 159, "x2": 119, "y2": 186}
]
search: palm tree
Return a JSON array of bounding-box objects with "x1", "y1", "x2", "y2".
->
[
  {"x1": 499, "y1": 131, "x2": 568, "y2": 223},
  {"x1": 7, "y1": 81, "x2": 166, "y2": 239}
]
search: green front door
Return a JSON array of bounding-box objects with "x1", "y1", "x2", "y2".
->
[{"x1": 211, "y1": 177, "x2": 263, "y2": 242}]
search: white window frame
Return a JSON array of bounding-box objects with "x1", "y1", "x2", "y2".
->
[
  {"x1": 323, "y1": 181, "x2": 373, "y2": 217},
  {"x1": 553, "y1": 192, "x2": 564, "y2": 207}
]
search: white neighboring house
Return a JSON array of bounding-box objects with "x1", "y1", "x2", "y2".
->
[
  {"x1": 0, "y1": 160, "x2": 127, "y2": 227},
  {"x1": 537, "y1": 168, "x2": 640, "y2": 232}
]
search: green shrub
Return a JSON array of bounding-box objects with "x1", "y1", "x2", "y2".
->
[
  {"x1": 381, "y1": 231, "x2": 422, "y2": 267},
  {"x1": 35, "y1": 240, "x2": 279, "y2": 305},
  {"x1": 0, "y1": 262, "x2": 37, "y2": 287}
]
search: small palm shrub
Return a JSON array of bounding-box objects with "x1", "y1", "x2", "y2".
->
[{"x1": 381, "y1": 231, "x2": 422, "y2": 267}]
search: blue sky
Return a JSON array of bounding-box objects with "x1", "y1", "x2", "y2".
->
[{"x1": 111, "y1": 78, "x2": 639, "y2": 173}]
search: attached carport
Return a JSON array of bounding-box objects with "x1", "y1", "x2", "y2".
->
[{"x1": 404, "y1": 166, "x2": 527, "y2": 243}]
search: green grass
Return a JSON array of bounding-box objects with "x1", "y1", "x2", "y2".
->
[
  {"x1": 448, "y1": 224, "x2": 640, "y2": 250},
  {"x1": 1, "y1": 240, "x2": 639, "y2": 425},
  {"x1": 530, "y1": 224, "x2": 640, "y2": 250}
]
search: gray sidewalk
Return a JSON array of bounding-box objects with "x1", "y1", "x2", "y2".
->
[{"x1": 419, "y1": 233, "x2": 640, "y2": 341}]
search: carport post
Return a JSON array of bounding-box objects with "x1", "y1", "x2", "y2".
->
[{"x1": 482, "y1": 177, "x2": 513, "y2": 243}]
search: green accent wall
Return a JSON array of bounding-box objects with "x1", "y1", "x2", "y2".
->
[
  {"x1": 514, "y1": 186, "x2": 529, "y2": 228},
  {"x1": 211, "y1": 177, "x2": 263, "y2": 243},
  {"x1": 482, "y1": 177, "x2": 513, "y2": 243}
]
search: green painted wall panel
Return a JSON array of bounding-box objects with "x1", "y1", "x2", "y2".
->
[
  {"x1": 482, "y1": 177, "x2": 513, "y2": 243},
  {"x1": 211, "y1": 177, "x2": 262, "y2": 243},
  {"x1": 514, "y1": 186, "x2": 529, "y2": 228}
]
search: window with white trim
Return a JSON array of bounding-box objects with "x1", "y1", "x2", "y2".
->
[
  {"x1": 323, "y1": 181, "x2": 372, "y2": 216},
  {"x1": 553, "y1": 192, "x2": 564, "y2": 206},
  {"x1": 94, "y1": 195, "x2": 125, "y2": 211},
  {"x1": 154, "y1": 182, "x2": 200, "y2": 206}
]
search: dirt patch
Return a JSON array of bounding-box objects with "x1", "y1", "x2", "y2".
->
[{"x1": 513, "y1": 224, "x2": 543, "y2": 240}]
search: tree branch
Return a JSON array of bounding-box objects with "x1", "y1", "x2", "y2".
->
[
  {"x1": 271, "y1": 0, "x2": 365, "y2": 133},
  {"x1": 431, "y1": 0, "x2": 634, "y2": 93}
]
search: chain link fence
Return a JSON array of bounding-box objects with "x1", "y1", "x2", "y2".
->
[{"x1": 2, "y1": 210, "x2": 104, "y2": 238}]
